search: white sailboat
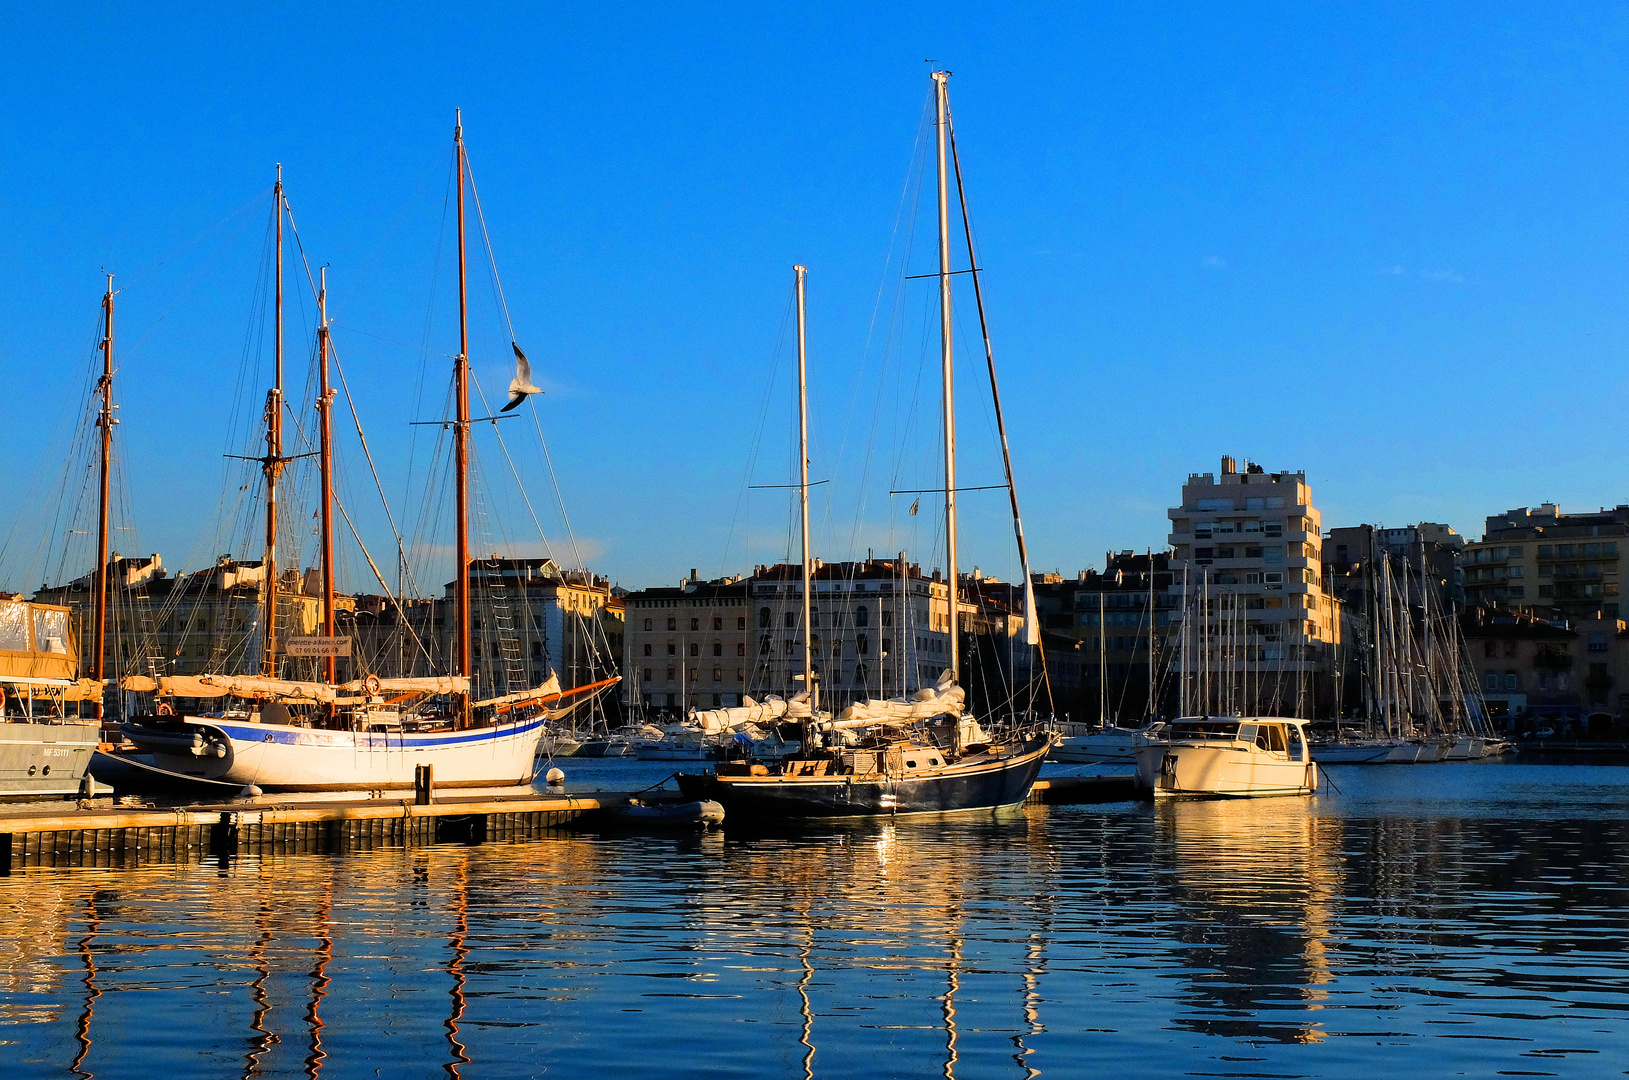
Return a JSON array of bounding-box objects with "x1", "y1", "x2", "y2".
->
[{"x1": 120, "y1": 120, "x2": 589, "y2": 791}]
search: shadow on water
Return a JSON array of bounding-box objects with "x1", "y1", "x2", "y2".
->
[{"x1": 1, "y1": 769, "x2": 1628, "y2": 1078}]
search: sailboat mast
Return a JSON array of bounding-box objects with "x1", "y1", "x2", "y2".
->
[
  {"x1": 933, "y1": 70, "x2": 960, "y2": 682},
  {"x1": 317, "y1": 267, "x2": 337, "y2": 688},
  {"x1": 454, "y1": 110, "x2": 473, "y2": 727},
  {"x1": 263, "y1": 166, "x2": 284, "y2": 675},
  {"x1": 794, "y1": 265, "x2": 815, "y2": 716},
  {"x1": 945, "y1": 112, "x2": 1052, "y2": 713},
  {"x1": 93, "y1": 274, "x2": 115, "y2": 720},
  {"x1": 1147, "y1": 550, "x2": 1156, "y2": 719}
]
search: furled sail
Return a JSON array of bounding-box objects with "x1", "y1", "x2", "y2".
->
[
  {"x1": 474, "y1": 674, "x2": 563, "y2": 710},
  {"x1": 692, "y1": 694, "x2": 791, "y2": 735},
  {"x1": 829, "y1": 675, "x2": 966, "y2": 729},
  {"x1": 338, "y1": 675, "x2": 470, "y2": 695},
  {"x1": 144, "y1": 673, "x2": 337, "y2": 703}
]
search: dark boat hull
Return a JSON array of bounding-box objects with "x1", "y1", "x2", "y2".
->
[{"x1": 677, "y1": 735, "x2": 1051, "y2": 820}]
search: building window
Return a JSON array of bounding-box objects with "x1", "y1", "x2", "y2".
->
[
  {"x1": 855, "y1": 606, "x2": 869, "y2": 627},
  {"x1": 736, "y1": 642, "x2": 745, "y2": 656},
  {"x1": 667, "y1": 666, "x2": 677, "y2": 682},
  {"x1": 713, "y1": 642, "x2": 723, "y2": 656},
  {"x1": 668, "y1": 617, "x2": 677, "y2": 631},
  {"x1": 688, "y1": 668, "x2": 698, "y2": 683},
  {"x1": 643, "y1": 644, "x2": 652, "y2": 656},
  {"x1": 759, "y1": 608, "x2": 771, "y2": 628},
  {"x1": 737, "y1": 616, "x2": 747, "y2": 629},
  {"x1": 1195, "y1": 548, "x2": 1214, "y2": 559},
  {"x1": 690, "y1": 617, "x2": 700, "y2": 631},
  {"x1": 713, "y1": 616, "x2": 723, "y2": 630},
  {"x1": 1484, "y1": 641, "x2": 1496, "y2": 658},
  {"x1": 1245, "y1": 547, "x2": 1263, "y2": 559},
  {"x1": 713, "y1": 667, "x2": 723, "y2": 682},
  {"x1": 1589, "y1": 634, "x2": 1608, "y2": 653},
  {"x1": 882, "y1": 610, "x2": 893, "y2": 626},
  {"x1": 643, "y1": 618, "x2": 652, "y2": 631},
  {"x1": 667, "y1": 644, "x2": 676, "y2": 655},
  {"x1": 857, "y1": 634, "x2": 870, "y2": 654},
  {"x1": 1505, "y1": 672, "x2": 1518, "y2": 691},
  {"x1": 737, "y1": 668, "x2": 745, "y2": 681},
  {"x1": 689, "y1": 643, "x2": 699, "y2": 657},
  {"x1": 760, "y1": 635, "x2": 773, "y2": 654},
  {"x1": 531, "y1": 641, "x2": 542, "y2": 658},
  {"x1": 643, "y1": 668, "x2": 652, "y2": 682},
  {"x1": 785, "y1": 611, "x2": 796, "y2": 628}
]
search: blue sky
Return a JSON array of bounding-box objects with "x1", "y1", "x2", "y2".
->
[{"x1": 4, "y1": 4, "x2": 1629, "y2": 594}]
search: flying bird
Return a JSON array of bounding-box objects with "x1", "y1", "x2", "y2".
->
[{"x1": 501, "y1": 342, "x2": 542, "y2": 411}]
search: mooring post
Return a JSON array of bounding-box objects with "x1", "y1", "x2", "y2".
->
[{"x1": 415, "y1": 763, "x2": 435, "y2": 805}]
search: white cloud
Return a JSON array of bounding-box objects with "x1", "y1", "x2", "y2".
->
[{"x1": 1201, "y1": 255, "x2": 1226, "y2": 270}]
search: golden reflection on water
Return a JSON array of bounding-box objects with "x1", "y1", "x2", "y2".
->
[{"x1": 1154, "y1": 797, "x2": 1344, "y2": 1043}]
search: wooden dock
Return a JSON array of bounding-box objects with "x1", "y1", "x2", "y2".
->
[{"x1": 0, "y1": 789, "x2": 610, "y2": 872}]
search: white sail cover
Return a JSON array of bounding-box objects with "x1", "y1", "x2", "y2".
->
[
  {"x1": 692, "y1": 694, "x2": 792, "y2": 734},
  {"x1": 473, "y1": 674, "x2": 563, "y2": 711},
  {"x1": 339, "y1": 675, "x2": 470, "y2": 695},
  {"x1": 830, "y1": 675, "x2": 966, "y2": 730},
  {"x1": 150, "y1": 673, "x2": 337, "y2": 703},
  {"x1": 1022, "y1": 574, "x2": 1040, "y2": 646}
]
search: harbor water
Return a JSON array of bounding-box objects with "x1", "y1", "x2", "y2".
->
[{"x1": 2, "y1": 760, "x2": 1626, "y2": 1079}]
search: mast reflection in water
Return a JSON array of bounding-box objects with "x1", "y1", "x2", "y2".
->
[{"x1": 0, "y1": 763, "x2": 1626, "y2": 1078}]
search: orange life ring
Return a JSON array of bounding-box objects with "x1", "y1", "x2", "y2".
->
[
  {"x1": 0, "y1": 685, "x2": 6, "y2": 711},
  {"x1": 157, "y1": 700, "x2": 176, "y2": 717},
  {"x1": 363, "y1": 674, "x2": 383, "y2": 697}
]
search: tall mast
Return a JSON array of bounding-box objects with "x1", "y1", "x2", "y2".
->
[
  {"x1": 933, "y1": 69, "x2": 960, "y2": 682},
  {"x1": 92, "y1": 274, "x2": 115, "y2": 721},
  {"x1": 1147, "y1": 550, "x2": 1156, "y2": 720},
  {"x1": 794, "y1": 266, "x2": 815, "y2": 719},
  {"x1": 262, "y1": 166, "x2": 285, "y2": 675},
  {"x1": 1098, "y1": 591, "x2": 1107, "y2": 725},
  {"x1": 453, "y1": 110, "x2": 473, "y2": 728},
  {"x1": 945, "y1": 106, "x2": 1052, "y2": 714},
  {"x1": 317, "y1": 267, "x2": 336, "y2": 689}
]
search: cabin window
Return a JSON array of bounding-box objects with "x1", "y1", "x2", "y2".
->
[
  {"x1": 0, "y1": 603, "x2": 27, "y2": 651},
  {"x1": 31, "y1": 609, "x2": 67, "y2": 654},
  {"x1": 1237, "y1": 724, "x2": 1257, "y2": 744},
  {"x1": 906, "y1": 760, "x2": 917, "y2": 768},
  {"x1": 1287, "y1": 725, "x2": 1305, "y2": 761}
]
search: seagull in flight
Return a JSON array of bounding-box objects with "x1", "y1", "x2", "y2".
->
[{"x1": 501, "y1": 342, "x2": 542, "y2": 412}]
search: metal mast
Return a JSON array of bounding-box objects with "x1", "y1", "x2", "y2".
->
[
  {"x1": 933, "y1": 69, "x2": 960, "y2": 682},
  {"x1": 945, "y1": 105, "x2": 1053, "y2": 713},
  {"x1": 317, "y1": 267, "x2": 337, "y2": 691},
  {"x1": 1148, "y1": 550, "x2": 1156, "y2": 719},
  {"x1": 93, "y1": 275, "x2": 115, "y2": 722},
  {"x1": 794, "y1": 265, "x2": 815, "y2": 720},
  {"x1": 262, "y1": 166, "x2": 285, "y2": 675},
  {"x1": 454, "y1": 110, "x2": 473, "y2": 728}
]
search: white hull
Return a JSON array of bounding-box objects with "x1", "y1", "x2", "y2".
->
[
  {"x1": 1311, "y1": 740, "x2": 1399, "y2": 764},
  {"x1": 129, "y1": 714, "x2": 545, "y2": 792},
  {"x1": 0, "y1": 720, "x2": 99, "y2": 798},
  {"x1": 1050, "y1": 728, "x2": 1139, "y2": 764},
  {"x1": 1135, "y1": 717, "x2": 1318, "y2": 798}
]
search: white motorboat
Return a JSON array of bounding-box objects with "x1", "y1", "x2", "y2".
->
[
  {"x1": 1050, "y1": 723, "x2": 1144, "y2": 764},
  {"x1": 0, "y1": 599, "x2": 104, "y2": 799},
  {"x1": 1135, "y1": 716, "x2": 1319, "y2": 798}
]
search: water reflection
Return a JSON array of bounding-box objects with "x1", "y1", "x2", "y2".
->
[
  {"x1": 1154, "y1": 798, "x2": 1343, "y2": 1044},
  {"x1": 1, "y1": 767, "x2": 1627, "y2": 1078}
]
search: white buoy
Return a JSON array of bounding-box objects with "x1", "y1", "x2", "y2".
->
[
  {"x1": 545, "y1": 768, "x2": 565, "y2": 786},
  {"x1": 241, "y1": 784, "x2": 263, "y2": 798}
]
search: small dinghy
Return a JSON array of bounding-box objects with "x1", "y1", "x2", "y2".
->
[{"x1": 605, "y1": 797, "x2": 724, "y2": 828}]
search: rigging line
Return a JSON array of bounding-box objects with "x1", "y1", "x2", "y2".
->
[
  {"x1": 328, "y1": 340, "x2": 429, "y2": 600},
  {"x1": 462, "y1": 150, "x2": 520, "y2": 343},
  {"x1": 333, "y1": 495, "x2": 435, "y2": 668},
  {"x1": 119, "y1": 186, "x2": 270, "y2": 292},
  {"x1": 468, "y1": 372, "x2": 559, "y2": 564}
]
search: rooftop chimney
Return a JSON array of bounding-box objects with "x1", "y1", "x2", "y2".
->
[{"x1": 1221, "y1": 455, "x2": 1237, "y2": 475}]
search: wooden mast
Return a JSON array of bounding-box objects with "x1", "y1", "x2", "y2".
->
[
  {"x1": 453, "y1": 110, "x2": 473, "y2": 728},
  {"x1": 317, "y1": 267, "x2": 337, "y2": 694},
  {"x1": 794, "y1": 265, "x2": 815, "y2": 723},
  {"x1": 92, "y1": 274, "x2": 115, "y2": 721},
  {"x1": 933, "y1": 70, "x2": 960, "y2": 684},
  {"x1": 262, "y1": 166, "x2": 285, "y2": 675}
]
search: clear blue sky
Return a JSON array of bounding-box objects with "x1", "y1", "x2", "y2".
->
[{"x1": 4, "y1": 4, "x2": 1629, "y2": 594}]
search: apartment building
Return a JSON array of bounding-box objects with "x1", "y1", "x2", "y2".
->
[
  {"x1": 1463, "y1": 504, "x2": 1627, "y2": 619},
  {"x1": 622, "y1": 572, "x2": 752, "y2": 714},
  {"x1": 1167, "y1": 457, "x2": 1338, "y2": 716},
  {"x1": 1032, "y1": 551, "x2": 1177, "y2": 722},
  {"x1": 1460, "y1": 605, "x2": 1629, "y2": 737}
]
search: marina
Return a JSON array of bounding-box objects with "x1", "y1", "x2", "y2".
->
[{"x1": 0, "y1": 759, "x2": 1624, "y2": 1078}]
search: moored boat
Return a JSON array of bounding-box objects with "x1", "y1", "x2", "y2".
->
[{"x1": 1135, "y1": 716, "x2": 1319, "y2": 798}]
